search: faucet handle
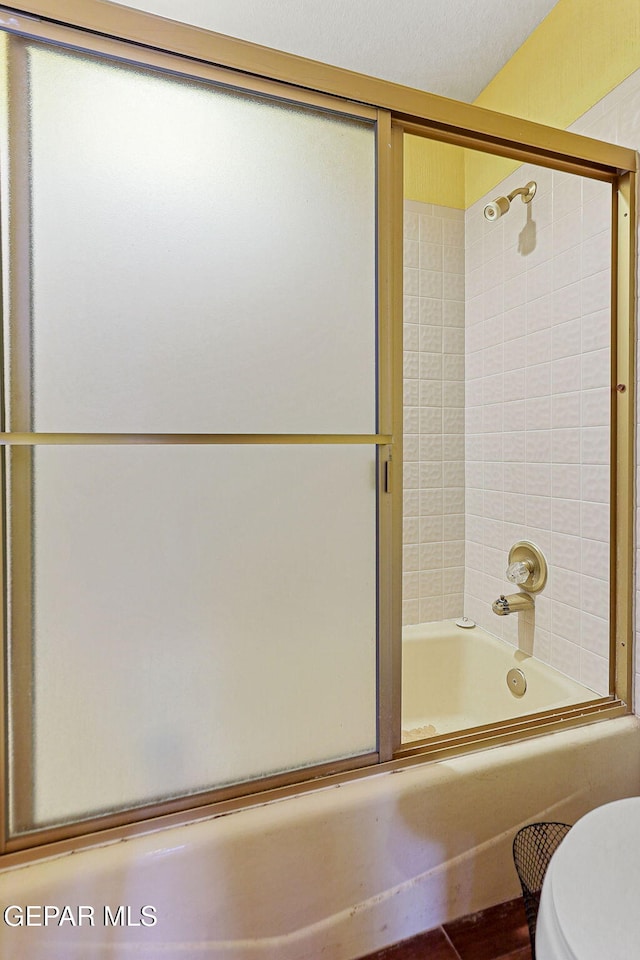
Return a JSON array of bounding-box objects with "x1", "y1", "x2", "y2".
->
[
  {"x1": 506, "y1": 560, "x2": 532, "y2": 585},
  {"x1": 506, "y1": 541, "x2": 548, "y2": 592}
]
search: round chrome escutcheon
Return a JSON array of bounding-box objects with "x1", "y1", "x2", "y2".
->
[{"x1": 506, "y1": 667, "x2": 527, "y2": 697}]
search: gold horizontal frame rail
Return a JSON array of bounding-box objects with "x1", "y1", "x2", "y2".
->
[
  {"x1": 399, "y1": 118, "x2": 619, "y2": 182},
  {"x1": 4, "y1": 751, "x2": 381, "y2": 855},
  {"x1": 0, "y1": 700, "x2": 626, "y2": 867},
  {"x1": 0, "y1": 11, "x2": 379, "y2": 125},
  {"x1": 395, "y1": 700, "x2": 628, "y2": 765},
  {"x1": 395, "y1": 697, "x2": 623, "y2": 759},
  {"x1": 1, "y1": 1, "x2": 635, "y2": 176},
  {"x1": 0, "y1": 433, "x2": 393, "y2": 445},
  {"x1": 0, "y1": 0, "x2": 637, "y2": 178}
]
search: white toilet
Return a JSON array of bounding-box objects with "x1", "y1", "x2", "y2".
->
[{"x1": 536, "y1": 797, "x2": 640, "y2": 959}]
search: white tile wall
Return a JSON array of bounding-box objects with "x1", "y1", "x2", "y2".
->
[
  {"x1": 404, "y1": 66, "x2": 640, "y2": 710},
  {"x1": 577, "y1": 66, "x2": 640, "y2": 713},
  {"x1": 403, "y1": 200, "x2": 465, "y2": 625},
  {"x1": 464, "y1": 161, "x2": 612, "y2": 694}
]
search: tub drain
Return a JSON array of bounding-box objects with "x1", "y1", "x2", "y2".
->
[{"x1": 506, "y1": 668, "x2": 527, "y2": 697}]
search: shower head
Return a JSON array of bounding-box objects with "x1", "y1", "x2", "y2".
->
[
  {"x1": 483, "y1": 180, "x2": 537, "y2": 221},
  {"x1": 483, "y1": 196, "x2": 510, "y2": 221}
]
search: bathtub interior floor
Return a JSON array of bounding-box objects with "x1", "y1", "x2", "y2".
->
[{"x1": 401, "y1": 619, "x2": 597, "y2": 743}]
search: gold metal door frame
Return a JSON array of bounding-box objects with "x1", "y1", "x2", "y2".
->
[
  {"x1": 391, "y1": 130, "x2": 635, "y2": 763},
  {"x1": 1, "y1": 0, "x2": 634, "y2": 173},
  {"x1": 391, "y1": 120, "x2": 636, "y2": 759},
  {"x1": 0, "y1": 14, "x2": 395, "y2": 851},
  {"x1": 0, "y1": 0, "x2": 633, "y2": 865}
]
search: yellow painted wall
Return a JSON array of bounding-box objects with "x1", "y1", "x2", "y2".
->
[
  {"x1": 404, "y1": 135, "x2": 465, "y2": 208},
  {"x1": 406, "y1": 0, "x2": 640, "y2": 207},
  {"x1": 476, "y1": 0, "x2": 640, "y2": 130}
]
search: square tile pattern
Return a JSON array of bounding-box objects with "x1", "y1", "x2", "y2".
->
[
  {"x1": 404, "y1": 201, "x2": 466, "y2": 628},
  {"x1": 401, "y1": 62, "x2": 640, "y2": 702},
  {"x1": 357, "y1": 897, "x2": 531, "y2": 960},
  {"x1": 403, "y1": 65, "x2": 640, "y2": 707},
  {"x1": 462, "y1": 163, "x2": 611, "y2": 696}
]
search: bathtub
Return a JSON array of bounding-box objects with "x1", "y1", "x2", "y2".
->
[
  {"x1": 0, "y1": 696, "x2": 639, "y2": 958},
  {"x1": 402, "y1": 620, "x2": 594, "y2": 741}
]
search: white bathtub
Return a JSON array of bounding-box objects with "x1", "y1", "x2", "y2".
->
[
  {"x1": 402, "y1": 620, "x2": 594, "y2": 741},
  {"x1": 0, "y1": 690, "x2": 639, "y2": 959}
]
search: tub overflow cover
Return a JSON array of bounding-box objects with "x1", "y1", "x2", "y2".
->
[{"x1": 506, "y1": 668, "x2": 527, "y2": 697}]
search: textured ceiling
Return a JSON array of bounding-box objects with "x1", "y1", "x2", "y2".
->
[{"x1": 107, "y1": 0, "x2": 561, "y2": 102}]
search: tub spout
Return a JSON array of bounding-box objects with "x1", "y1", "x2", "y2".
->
[{"x1": 492, "y1": 592, "x2": 534, "y2": 616}]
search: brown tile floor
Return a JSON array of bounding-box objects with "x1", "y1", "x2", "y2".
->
[{"x1": 358, "y1": 897, "x2": 532, "y2": 960}]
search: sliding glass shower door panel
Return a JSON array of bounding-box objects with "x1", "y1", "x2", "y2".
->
[
  {"x1": 9, "y1": 444, "x2": 377, "y2": 829},
  {"x1": 7, "y1": 37, "x2": 376, "y2": 434},
  {"x1": 0, "y1": 31, "x2": 382, "y2": 834}
]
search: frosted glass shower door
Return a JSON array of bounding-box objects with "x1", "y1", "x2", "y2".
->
[
  {"x1": 20, "y1": 42, "x2": 377, "y2": 434},
  {"x1": 0, "y1": 33, "x2": 382, "y2": 832},
  {"x1": 26, "y1": 445, "x2": 378, "y2": 826}
]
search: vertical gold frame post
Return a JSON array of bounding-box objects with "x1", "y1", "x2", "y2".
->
[
  {"x1": 612, "y1": 169, "x2": 636, "y2": 706},
  {"x1": 0, "y1": 29, "x2": 8, "y2": 858},
  {"x1": 375, "y1": 112, "x2": 403, "y2": 761},
  {"x1": 0, "y1": 31, "x2": 35, "y2": 841}
]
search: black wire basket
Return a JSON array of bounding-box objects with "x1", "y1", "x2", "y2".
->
[{"x1": 512, "y1": 821, "x2": 572, "y2": 958}]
